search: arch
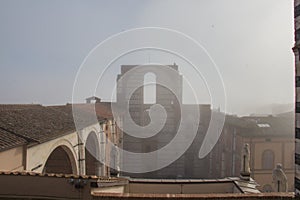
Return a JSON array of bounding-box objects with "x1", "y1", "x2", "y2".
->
[
  {"x1": 144, "y1": 72, "x2": 156, "y2": 104},
  {"x1": 43, "y1": 145, "x2": 77, "y2": 174},
  {"x1": 262, "y1": 184, "x2": 274, "y2": 192},
  {"x1": 85, "y1": 131, "x2": 102, "y2": 176},
  {"x1": 262, "y1": 149, "x2": 275, "y2": 170}
]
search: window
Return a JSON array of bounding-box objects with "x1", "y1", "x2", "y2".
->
[
  {"x1": 295, "y1": 5, "x2": 300, "y2": 18},
  {"x1": 296, "y1": 128, "x2": 300, "y2": 139},
  {"x1": 296, "y1": 29, "x2": 300, "y2": 41},
  {"x1": 262, "y1": 149, "x2": 275, "y2": 170},
  {"x1": 143, "y1": 72, "x2": 156, "y2": 104},
  {"x1": 296, "y1": 76, "x2": 300, "y2": 87},
  {"x1": 297, "y1": 102, "x2": 300, "y2": 113}
]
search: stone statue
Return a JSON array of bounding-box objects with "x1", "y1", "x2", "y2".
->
[
  {"x1": 115, "y1": 144, "x2": 120, "y2": 177},
  {"x1": 110, "y1": 144, "x2": 120, "y2": 177},
  {"x1": 272, "y1": 163, "x2": 288, "y2": 192},
  {"x1": 241, "y1": 143, "x2": 251, "y2": 174}
]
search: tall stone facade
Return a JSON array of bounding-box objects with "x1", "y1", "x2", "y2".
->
[
  {"x1": 116, "y1": 64, "x2": 212, "y2": 178},
  {"x1": 295, "y1": 0, "x2": 300, "y2": 195}
]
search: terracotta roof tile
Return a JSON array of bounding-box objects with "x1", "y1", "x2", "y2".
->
[
  {"x1": 0, "y1": 171, "x2": 127, "y2": 182},
  {"x1": 0, "y1": 105, "x2": 76, "y2": 145},
  {"x1": 0, "y1": 103, "x2": 114, "y2": 151},
  {"x1": 0, "y1": 128, "x2": 27, "y2": 151}
]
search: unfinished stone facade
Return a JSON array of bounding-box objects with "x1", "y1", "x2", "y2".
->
[{"x1": 116, "y1": 64, "x2": 212, "y2": 178}]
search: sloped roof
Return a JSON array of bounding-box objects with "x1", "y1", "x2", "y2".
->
[
  {"x1": 0, "y1": 128, "x2": 27, "y2": 151},
  {"x1": 0, "y1": 104, "x2": 76, "y2": 147},
  {"x1": 238, "y1": 112, "x2": 294, "y2": 137},
  {"x1": 0, "y1": 103, "x2": 114, "y2": 151},
  {"x1": 0, "y1": 171, "x2": 127, "y2": 182},
  {"x1": 69, "y1": 102, "x2": 114, "y2": 119}
]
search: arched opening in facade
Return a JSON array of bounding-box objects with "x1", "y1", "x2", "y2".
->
[
  {"x1": 262, "y1": 149, "x2": 275, "y2": 170},
  {"x1": 85, "y1": 132, "x2": 102, "y2": 176},
  {"x1": 144, "y1": 72, "x2": 156, "y2": 104},
  {"x1": 43, "y1": 145, "x2": 77, "y2": 174}
]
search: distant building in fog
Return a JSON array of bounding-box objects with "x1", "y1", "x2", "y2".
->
[
  {"x1": 0, "y1": 63, "x2": 294, "y2": 194},
  {"x1": 116, "y1": 64, "x2": 212, "y2": 178},
  {"x1": 115, "y1": 64, "x2": 294, "y2": 189},
  {"x1": 240, "y1": 113, "x2": 294, "y2": 192}
]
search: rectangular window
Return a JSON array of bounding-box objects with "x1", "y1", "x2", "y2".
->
[
  {"x1": 296, "y1": 29, "x2": 300, "y2": 41},
  {"x1": 296, "y1": 153, "x2": 300, "y2": 165},
  {"x1": 296, "y1": 5, "x2": 300, "y2": 18},
  {"x1": 297, "y1": 102, "x2": 300, "y2": 113},
  {"x1": 297, "y1": 76, "x2": 300, "y2": 87},
  {"x1": 297, "y1": 128, "x2": 300, "y2": 139},
  {"x1": 296, "y1": 177, "x2": 300, "y2": 190}
]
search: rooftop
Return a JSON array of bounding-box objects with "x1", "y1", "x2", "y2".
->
[{"x1": 0, "y1": 103, "x2": 114, "y2": 151}]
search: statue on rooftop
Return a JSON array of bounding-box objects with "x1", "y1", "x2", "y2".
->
[
  {"x1": 272, "y1": 163, "x2": 288, "y2": 192},
  {"x1": 241, "y1": 143, "x2": 251, "y2": 174}
]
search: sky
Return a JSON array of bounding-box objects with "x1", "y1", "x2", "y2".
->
[{"x1": 0, "y1": 0, "x2": 295, "y2": 115}]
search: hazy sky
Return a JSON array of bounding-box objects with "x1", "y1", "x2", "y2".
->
[{"x1": 0, "y1": 0, "x2": 294, "y2": 115}]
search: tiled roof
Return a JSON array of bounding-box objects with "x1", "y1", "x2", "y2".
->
[
  {"x1": 95, "y1": 102, "x2": 114, "y2": 118},
  {"x1": 69, "y1": 102, "x2": 114, "y2": 119},
  {"x1": 0, "y1": 104, "x2": 76, "y2": 147},
  {"x1": 0, "y1": 171, "x2": 127, "y2": 182},
  {"x1": 239, "y1": 112, "x2": 294, "y2": 137},
  {"x1": 0, "y1": 103, "x2": 114, "y2": 151},
  {"x1": 0, "y1": 128, "x2": 27, "y2": 151},
  {"x1": 223, "y1": 111, "x2": 294, "y2": 137}
]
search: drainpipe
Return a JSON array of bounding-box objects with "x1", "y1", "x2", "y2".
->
[
  {"x1": 23, "y1": 144, "x2": 27, "y2": 171},
  {"x1": 76, "y1": 130, "x2": 85, "y2": 175}
]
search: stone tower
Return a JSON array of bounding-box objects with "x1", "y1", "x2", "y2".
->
[{"x1": 116, "y1": 64, "x2": 184, "y2": 178}]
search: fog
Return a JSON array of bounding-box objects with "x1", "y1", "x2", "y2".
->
[{"x1": 0, "y1": 0, "x2": 294, "y2": 116}]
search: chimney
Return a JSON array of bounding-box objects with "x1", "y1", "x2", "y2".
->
[{"x1": 86, "y1": 96, "x2": 101, "y2": 104}]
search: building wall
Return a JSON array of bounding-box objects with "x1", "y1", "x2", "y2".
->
[
  {"x1": 127, "y1": 182, "x2": 239, "y2": 194},
  {"x1": 117, "y1": 65, "x2": 185, "y2": 178},
  {"x1": 243, "y1": 137, "x2": 294, "y2": 192},
  {"x1": 209, "y1": 125, "x2": 244, "y2": 178},
  {"x1": 0, "y1": 146, "x2": 25, "y2": 171},
  {"x1": 295, "y1": 0, "x2": 300, "y2": 195},
  {"x1": 27, "y1": 132, "x2": 79, "y2": 174},
  {"x1": 101, "y1": 119, "x2": 120, "y2": 176},
  {"x1": 0, "y1": 116, "x2": 120, "y2": 177},
  {"x1": 0, "y1": 174, "x2": 92, "y2": 199}
]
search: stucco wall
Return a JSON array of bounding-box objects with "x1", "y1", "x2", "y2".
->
[
  {"x1": 92, "y1": 193, "x2": 294, "y2": 200},
  {"x1": 0, "y1": 174, "x2": 91, "y2": 199},
  {"x1": 243, "y1": 137, "x2": 294, "y2": 192},
  {"x1": 0, "y1": 146, "x2": 24, "y2": 171},
  {"x1": 127, "y1": 182, "x2": 238, "y2": 194},
  {"x1": 26, "y1": 132, "x2": 78, "y2": 173}
]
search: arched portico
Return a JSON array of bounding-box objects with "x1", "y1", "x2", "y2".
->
[
  {"x1": 27, "y1": 124, "x2": 103, "y2": 176},
  {"x1": 85, "y1": 131, "x2": 103, "y2": 176},
  {"x1": 43, "y1": 145, "x2": 77, "y2": 174},
  {"x1": 26, "y1": 134, "x2": 79, "y2": 174}
]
